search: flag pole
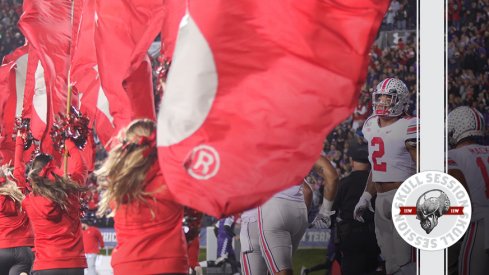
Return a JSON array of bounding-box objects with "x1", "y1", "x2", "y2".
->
[
  {"x1": 64, "y1": 1, "x2": 75, "y2": 178},
  {"x1": 64, "y1": 71, "x2": 72, "y2": 178}
]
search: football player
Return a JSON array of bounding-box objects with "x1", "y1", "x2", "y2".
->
[
  {"x1": 447, "y1": 106, "x2": 489, "y2": 275},
  {"x1": 353, "y1": 78, "x2": 417, "y2": 275}
]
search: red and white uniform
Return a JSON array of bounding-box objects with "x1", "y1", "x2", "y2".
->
[
  {"x1": 240, "y1": 208, "x2": 268, "y2": 275},
  {"x1": 362, "y1": 115, "x2": 416, "y2": 182},
  {"x1": 257, "y1": 186, "x2": 308, "y2": 273},
  {"x1": 448, "y1": 145, "x2": 489, "y2": 221},
  {"x1": 111, "y1": 162, "x2": 188, "y2": 274},
  {"x1": 448, "y1": 145, "x2": 489, "y2": 275},
  {"x1": 362, "y1": 115, "x2": 417, "y2": 275},
  {"x1": 22, "y1": 195, "x2": 87, "y2": 270}
]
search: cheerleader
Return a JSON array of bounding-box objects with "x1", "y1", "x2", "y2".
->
[
  {"x1": 0, "y1": 165, "x2": 34, "y2": 275},
  {"x1": 23, "y1": 140, "x2": 88, "y2": 275},
  {"x1": 0, "y1": 133, "x2": 35, "y2": 275},
  {"x1": 97, "y1": 119, "x2": 188, "y2": 274}
]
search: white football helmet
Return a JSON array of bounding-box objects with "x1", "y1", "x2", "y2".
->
[
  {"x1": 372, "y1": 78, "x2": 410, "y2": 117},
  {"x1": 447, "y1": 106, "x2": 485, "y2": 146}
]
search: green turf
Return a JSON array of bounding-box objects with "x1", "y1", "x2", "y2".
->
[
  {"x1": 100, "y1": 247, "x2": 328, "y2": 274},
  {"x1": 292, "y1": 249, "x2": 328, "y2": 275},
  {"x1": 198, "y1": 248, "x2": 328, "y2": 274},
  {"x1": 99, "y1": 248, "x2": 113, "y2": 255},
  {"x1": 199, "y1": 248, "x2": 207, "y2": 262}
]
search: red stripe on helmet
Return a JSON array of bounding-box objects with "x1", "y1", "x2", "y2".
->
[{"x1": 381, "y1": 78, "x2": 391, "y2": 93}]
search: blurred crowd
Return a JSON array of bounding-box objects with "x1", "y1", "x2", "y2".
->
[
  {"x1": 448, "y1": 0, "x2": 489, "y2": 139},
  {"x1": 0, "y1": 0, "x2": 23, "y2": 60},
  {"x1": 380, "y1": 0, "x2": 416, "y2": 31}
]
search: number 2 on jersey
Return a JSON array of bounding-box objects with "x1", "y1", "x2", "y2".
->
[
  {"x1": 371, "y1": 137, "x2": 387, "y2": 172},
  {"x1": 476, "y1": 157, "x2": 489, "y2": 198}
]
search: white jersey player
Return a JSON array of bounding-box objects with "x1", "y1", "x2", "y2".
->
[
  {"x1": 353, "y1": 78, "x2": 417, "y2": 275},
  {"x1": 239, "y1": 185, "x2": 307, "y2": 275},
  {"x1": 447, "y1": 106, "x2": 489, "y2": 275},
  {"x1": 258, "y1": 184, "x2": 308, "y2": 275},
  {"x1": 240, "y1": 207, "x2": 268, "y2": 275},
  {"x1": 240, "y1": 156, "x2": 337, "y2": 275}
]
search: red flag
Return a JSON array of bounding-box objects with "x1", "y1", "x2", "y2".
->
[
  {"x1": 157, "y1": 0, "x2": 389, "y2": 217},
  {"x1": 71, "y1": 0, "x2": 115, "y2": 146},
  {"x1": 75, "y1": 65, "x2": 115, "y2": 146},
  {"x1": 0, "y1": 46, "x2": 29, "y2": 142},
  {"x1": 22, "y1": 50, "x2": 62, "y2": 164},
  {"x1": 18, "y1": 47, "x2": 47, "y2": 143},
  {"x1": 70, "y1": 0, "x2": 84, "y2": 61},
  {"x1": 90, "y1": 67, "x2": 116, "y2": 146},
  {"x1": 29, "y1": 57, "x2": 48, "y2": 143},
  {"x1": 81, "y1": 132, "x2": 95, "y2": 172},
  {"x1": 2, "y1": 44, "x2": 29, "y2": 65},
  {"x1": 94, "y1": 0, "x2": 163, "y2": 131},
  {"x1": 18, "y1": 0, "x2": 74, "y2": 154},
  {"x1": 161, "y1": 0, "x2": 186, "y2": 60},
  {"x1": 0, "y1": 63, "x2": 15, "y2": 147},
  {"x1": 0, "y1": 60, "x2": 19, "y2": 165},
  {"x1": 0, "y1": 149, "x2": 14, "y2": 165},
  {"x1": 123, "y1": 55, "x2": 155, "y2": 121},
  {"x1": 15, "y1": 47, "x2": 45, "y2": 163},
  {"x1": 21, "y1": 46, "x2": 38, "y2": 120}
]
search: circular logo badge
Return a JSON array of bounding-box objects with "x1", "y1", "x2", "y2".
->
[
  {"x1": 184, "y1": 145, "x2": 220, "y2": 180},
  {"x1": 392, "y1": 171, "x2": 471, "y2": 251}
]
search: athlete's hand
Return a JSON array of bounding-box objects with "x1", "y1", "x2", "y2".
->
[
  {"x1": 311, "y1": 202, "x2": 335, "y2": 229},
  {"x1": 311, "y1": 212, "x2": 334, "y2": 229},
  {"x1": 353, "y1": 192, "x2": 374, "y2": 223}
]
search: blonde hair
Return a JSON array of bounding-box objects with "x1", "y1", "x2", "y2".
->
[
  {"x1": 0, "y1": 178, "x2": 25, "y2": 206},
  {"x1": 96, "y1": 119, "x2": 158, "y2": 217},
  {"x1": 28, "y1": 154, "x2": 86, "y2": 212}
]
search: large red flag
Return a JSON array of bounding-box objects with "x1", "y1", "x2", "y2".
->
[
  {"x1": 18, "y1": 0, "x2": 73, "y2": 154},
  {"x1": 157, "y1": 0, "x2": 390, "y2": 217},
  {"x1": 94, "y1": 0, "x2": 163, "y2": 131},
  {"x1": 71, "y1": 0, "x2": 115, "y2": 146}
]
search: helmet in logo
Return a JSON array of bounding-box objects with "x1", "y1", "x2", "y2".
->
[
  {"x1": 416, "y1": 190, "x2": 450, "y2": 234},
  {"x1": 447, "y1": 106, "x2": 485, "y2": 147},
  {"x1": 372, "y1": 78, "x2": 409, "y2": 117}
]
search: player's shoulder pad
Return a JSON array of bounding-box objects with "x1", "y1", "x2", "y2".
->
[
  {"x1": 403, "y1": 115, "x2": 417, "y2": 124},
  {"x1": 364, "y1": 115, "x2": 377, "y2": 127}
]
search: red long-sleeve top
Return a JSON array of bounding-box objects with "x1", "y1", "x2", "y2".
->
[
  {"x1": 0, "y1": 135, "x2": 34, "y2": 249},
  {"x1": 12, "y1": 137, "x2": 87, "y2": 189},
  {"x1": 22, "y1": 194, "x2": 86, "y2": 270},
  {"x1": 0, "y1": 195, "x2": 34, "y2": 249},
  {"x1": 64, "y1": 140, "x2": 88, "y2": 187},
  {"x1": 111, "y1": 162, "x2": 188, "y2": 274},
  {"x1": 82, "y1": 226, "x2": 104, "y2": 254}
]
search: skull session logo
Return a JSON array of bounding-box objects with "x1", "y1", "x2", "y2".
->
[
  {"x1": 415, "y1": 190, "x2": 451, "y2": 234},
  {"x1": 393, "y1": 171, "x2": 471, "y2": 250}
]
